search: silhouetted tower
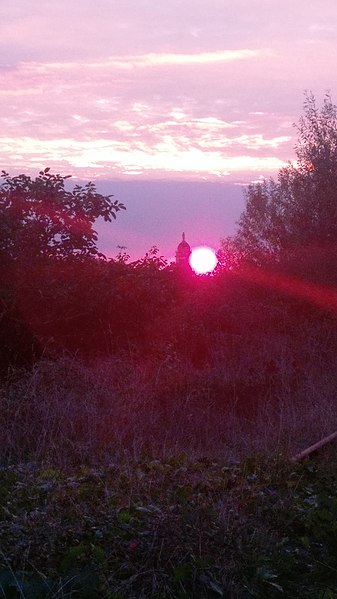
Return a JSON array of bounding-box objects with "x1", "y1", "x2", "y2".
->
[{"x1": 175, "y1": 232, "x2": 191, "y2": 269}]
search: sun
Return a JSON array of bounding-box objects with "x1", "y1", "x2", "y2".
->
[{"x1": 189, "y1": 246, "x2": 218, "y2": 274}]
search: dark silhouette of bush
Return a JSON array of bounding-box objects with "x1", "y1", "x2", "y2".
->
[{"x1": 0, "y1": 168, "x2": 126, "y2": 368}]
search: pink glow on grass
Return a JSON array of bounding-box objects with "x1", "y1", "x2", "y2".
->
[{"x1": 241, "y1": 263, "x2": 337, "y2": 314}]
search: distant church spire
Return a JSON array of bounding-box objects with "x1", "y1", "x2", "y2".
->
[{"x1": 175, "y1": 232, "x2": 191, "y2": 268}]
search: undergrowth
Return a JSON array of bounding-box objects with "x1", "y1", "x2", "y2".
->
[
  {"x1": 1, "y1": 454, "x2": 337, "y2": 598},
  {"x1": 1, "y1": 345, "x2": 337, "y2": 466},
  {"x1": 1, "y1": 263, "x2": 337, "y2": 597},
  {"x1": 1, "y1": 354, "x2": 337, "y2": 597}
]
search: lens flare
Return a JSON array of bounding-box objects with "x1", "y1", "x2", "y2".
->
[{"x1": 189, "y1": 246, "x2": 218, "y2": 274}]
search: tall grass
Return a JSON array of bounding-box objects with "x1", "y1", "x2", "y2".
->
[
  {"x1": 2, "y1": 320, "x2": 337, "y2": 467},
  {"x1": 1, "y1": 322, "x2": 337, "y2": 598}
]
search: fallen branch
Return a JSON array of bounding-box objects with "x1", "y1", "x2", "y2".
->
[{"x1": 291, "y1": 430, "x2": 337, "y2": 462}]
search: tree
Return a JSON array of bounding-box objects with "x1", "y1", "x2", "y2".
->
[
  {"x1": 225, "y1": 93, "x2": 337, "y2": 266},
  {"x1": 0, "y1": 168, "x2": 125, "y2": 264}
]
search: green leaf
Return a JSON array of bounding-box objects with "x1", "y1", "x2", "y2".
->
[
  {"x1": 300, "y1": 535, "x2": 310, "y2": 548},
  {"x1": 92, "y1": 544, "x2": 105, "y2": 563},
  {"x1": 117, "y1": 509, "x2": 132, "y2": 524},
  {"x1": 60, "y1": 543, "x2": 88, "y2": 573},
  {"x1": 172, "y1": 563, "x2": 193, "y2": 583}
]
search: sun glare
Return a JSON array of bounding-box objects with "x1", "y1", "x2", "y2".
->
[{"x1": 189, "y1": 246, "x2": 218, "y2": 274}]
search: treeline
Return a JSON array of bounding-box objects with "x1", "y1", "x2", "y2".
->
[
  {"x1": 2, "y1": 93, "x2": 337, "y2": 375},
  {"x1": 2, "y1": 247, "x2": 337, "y2": 370},
  {"x1": 0, "y1": 253, "x2": 177, "y2": 367}
]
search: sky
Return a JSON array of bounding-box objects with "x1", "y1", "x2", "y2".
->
[{"x1": 1, "y1": 0, "x2": 337, "y2": 259}]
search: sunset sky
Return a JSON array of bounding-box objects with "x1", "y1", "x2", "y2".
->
[{"x1": 1, "y1": 0, "x2": 337, "y2": 259}]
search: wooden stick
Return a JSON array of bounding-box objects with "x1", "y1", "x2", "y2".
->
[{"x1": 291, "y1": 430, "x2": 337, "y2": 462}]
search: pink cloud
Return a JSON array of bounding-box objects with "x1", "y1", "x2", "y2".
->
[{"x1": 0, "y1": 1, "x2": 337, "y2": 183}]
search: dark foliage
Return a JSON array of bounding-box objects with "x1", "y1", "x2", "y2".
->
[
  {"x1": 0, "y1": 168, "x2": 125, "y2": 265},
  {"x1": 223, "y1": 93, "x2": 337, "y2": 268},
  {"x1": 1, "y1": 457, "x2": 337, "y2": 598}
]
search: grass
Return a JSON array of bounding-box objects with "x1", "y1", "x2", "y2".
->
[
  {"x1": 1, "y1": 325, "x2": 337, "y2": 597},
  {"x1": 1, "y1": 338, "x2": 337, "y2": 466},
  {"x1": 1, "y1": 454, "x2": 337, "y2": 597}
]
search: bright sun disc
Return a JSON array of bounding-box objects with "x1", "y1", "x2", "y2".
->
[{"x1": 189, "y1": 246, "x2": 218, "y2": 274}]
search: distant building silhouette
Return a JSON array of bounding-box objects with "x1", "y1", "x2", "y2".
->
[{"x1": 175, "y1": 232, "x2": 191, "y2": 269}]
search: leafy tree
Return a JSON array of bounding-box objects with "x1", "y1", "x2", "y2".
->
[
  {"x1": 226, "y1": 93, "x2": 337, "y2": 266},
  {"x1": 0, "y1": 168, "x2": 125, "y2": 264}
]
